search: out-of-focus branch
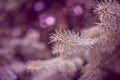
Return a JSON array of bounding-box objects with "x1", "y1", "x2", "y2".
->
[{"x1": 26, "y1": 56, "x2": 84, "y2": 80}]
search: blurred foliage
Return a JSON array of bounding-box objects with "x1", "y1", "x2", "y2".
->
[{"x1": 1, "y1": 0, "x2": 119, "y2": 80}]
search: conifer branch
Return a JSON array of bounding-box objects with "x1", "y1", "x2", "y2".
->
[{"x1": 26, "y1": 0, "x2": 120, "y2": 80}]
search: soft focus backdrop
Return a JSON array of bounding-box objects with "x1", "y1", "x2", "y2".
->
[{"x1": 0, "y1": 0, "x2": 120, "y2": 80}]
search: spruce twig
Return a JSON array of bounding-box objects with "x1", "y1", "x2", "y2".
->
[{"x1": 26, "y1": 0, "x2": 120, "y2": 80}]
